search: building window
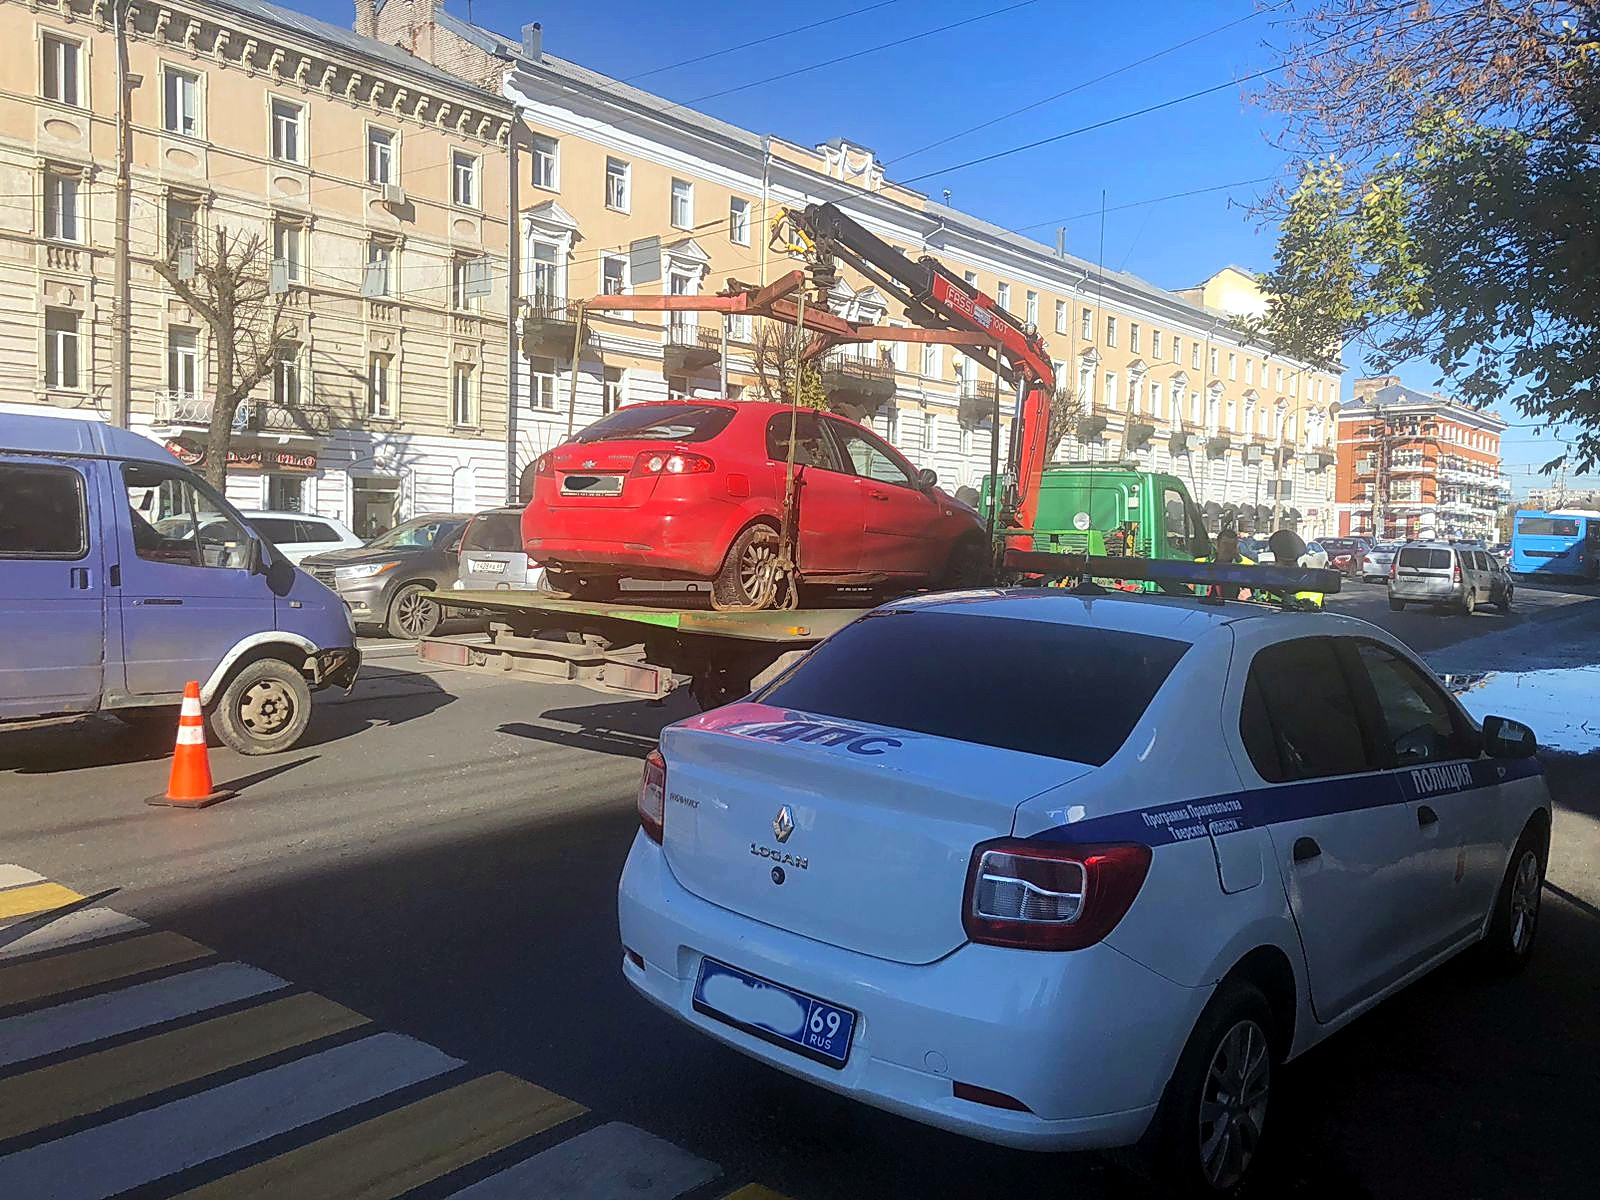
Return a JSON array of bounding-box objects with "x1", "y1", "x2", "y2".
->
[
  {"x1": 166, "y1": 197, "x2": 198, "y2": 256},
  {"x1": 529, "y1": 355, "x2": 556, "y2": 410},
  {"x1": 1104, "y1": 372, "x2": 1118, "y2": 410},
  {"x1": 1245, "y1": 359, "x2": 1255, "y2": 385},
  {"x1": 1150, "y1": 380, "x2": 1163, "y2": 419},
  {"x1": 531, "y1": 134, "x2": 559, "y2": 189},
  {"x1": 452, "y1": 364, "x2": 475, "y2": 426},
  {"x1": 266, "y1": 475, "x2": 303, "y2": 511},
  {"x1": 42, "y1": 35, "x2": 80, "y2": 106},
  {"x1": 605, "y1": 157, "x2": 630, "y2": 211},
  {"x1": 1150, "y1": 330, "x2": 1162, "y2": 359},
  {"x1": 452, "y1": 258, "x2": 481, "y2": 310},
  {"x1": 603, "y1": 366, "x2": 627, "y2": 413},
  {"x1": 363, "y1": 240, "x2": 392, "y2": 297},
  {"x1": 270, "y1": 97, "x2": 303, "y2": 163},
  {"x1": 1209, "y1": 347, "x2": 1219, "y2": 375},
  {"x1": 367, "y1": 127, "x2": 396, "y2": 184},
  {"x1": 1054, "y1": 300, "x2": 1067, "y2": 334},
  {"x1": 667, "y1": 270, "x2": 695, "y2": 330},
  {"x1": 921, "y1": 342, "x2": 940, "y2": 378},
  {"x1": 996, "y1": 282, "x2": 1011, "y2": 312},
  {"x1": 1105, "y1": 315, "x2": 1117, "y2": 347},
  {"x1": 273, "y1": 344, "x2": 301, "y2": 408},
  {"x1": 601, "y1": 254, "x2": 628, "y2": 295},
  {"x1": 670, "y1": 178, "x2": 693, "y2": 229},
  {"x1": 1130, "y1": 323, "x2": 1141, "y2": 354},
  {"x1": 1227, "y1": 352, "x2": 1238, "y2": 380},
  {"x1": 1077, "y1": 359, "x2": 1094, "y2": 408},
  {"x1": 923, "y1": 412, "x2": 938, "y2": 455},
  {"x1": 272, "y1": 219, "x2": 303, "y2": 283},
  {"x1": 1171, "y1": 335, "x2": 1180, "y2": 364},
  {"x1": 163, "y1": 68, "x2": 200, "y2": 137},
  {"x1": 44, "y1": 171, "x2": 79, "y2": 242},
  {"x1": 729, "y1": 196, "x2": 750, "y2": 245},
  {"x1": 368, "y1": 353, "x2": 393, "y2": 418},
  {"x1": 1276, "y1": 366, "x2": 1285, "y2": 391},
  {"x1": 44, "y1": 308, "x2": 79, "y2": 390},
  {"x1": 529, "y1": 238, "x2": 562, "y2": 303},
  {"x1": 1192, "y1": 343, "x2": 1201, "y2": 370},
  {"x1": 963, "y1": 270, "x2": 979, "y2": 287},
  {"x1": 727, "y1": 313, "x2": 752, "y2": 342},
  {"x1": 452, "y1": 151, "x2": 479, "y2": 209},
  {"x1": 167, "y1": 327, "x2": 198, "y2": 400},
  {"x1": 1025, "y1": 290, "x2": 1039, "y2": 326}
]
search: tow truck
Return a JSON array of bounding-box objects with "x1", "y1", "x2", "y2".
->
[{"x1": 420, "y1": 204, "x2": 1283, "y2": 707}]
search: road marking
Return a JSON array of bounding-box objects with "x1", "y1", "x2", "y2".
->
[
  {"x1": 0, "y1": 1032, "x2": 462, "y2": 1200},
  {"x1": 0, "y1": 992, "x2": 369, "y2": 1143},
  {"x1": 171, "y1": 1071, "x2": 585, "y2": 1200},
  {"x1": 0, "y1": 907, "x2": 148, "y2": 962},
  {"x1": 0, "y1": 962, "x2": 287, "y2": 1069},
  {"x1": 0, "y1": 865, "x2": 46, "y2": 889},
  {"x1": 0, "y1": 882, "x2": 82, "y2": 920},
  {"x1": 0, "y1": 931, "x2": 212, "y2": 1010},
  {"x1": 447, "y1": 1120, "x2": 720, "y2": 1200}
]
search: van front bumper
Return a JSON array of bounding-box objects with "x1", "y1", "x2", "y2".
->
[
  {"x1": 310, "y1": 647, "x2": 361, "y2": 691},
  {"x1": 617, "y1": 833, "x2": 1206, "y2": 1152}
]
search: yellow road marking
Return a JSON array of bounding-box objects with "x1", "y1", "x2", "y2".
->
[
  {"x1": 170, "y1": 1071, "x2": 587, "y2": 1200},
  {"x1": 0, "y1": 931, "x2": 212, "y2": 1009},
  {"x1": 0, "y1": 992, "x2": 368, "y2": 1142},
  {"x1": 0, "y1": 882, "x2": 83, "y2": 920},
  {"x1": 723, "y1": 1188, "x2": 797, "y2": 1200}
]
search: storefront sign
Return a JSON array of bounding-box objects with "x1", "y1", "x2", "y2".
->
[{"x1": 165, "y1": 439, "x2": 318, "y2": 473}]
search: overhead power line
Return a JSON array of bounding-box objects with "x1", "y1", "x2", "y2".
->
[{"x1": 1011, "y1": 174, "x2": 1276, "y2": 234}]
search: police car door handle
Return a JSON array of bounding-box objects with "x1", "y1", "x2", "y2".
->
[
  {"x1": 1292, "y1": 837, "x2": 1321, "y2": 863},
  {"x1": 1417, "y1": 805, "x2": 1439, "y2": 828}
]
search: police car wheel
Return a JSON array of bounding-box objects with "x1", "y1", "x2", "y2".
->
[
  {"x1": 1148, "y1": 979, "x2": 1276, "y2": 1197},
  {"x1": 1478, "y1": 823, "x2": 1547, "y2": 975}
]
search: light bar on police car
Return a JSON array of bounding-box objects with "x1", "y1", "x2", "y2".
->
[{"x1": 1002, "y1": 550, "x2": 1343, "y2": 596}]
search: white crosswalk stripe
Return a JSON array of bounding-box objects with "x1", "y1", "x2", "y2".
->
[
  {"x1": 447, "y1": 1121, "x2": 721, "y2": 1200},
  {"x1": 0, "y1": 907, "x2": 148, "y2": 962}
]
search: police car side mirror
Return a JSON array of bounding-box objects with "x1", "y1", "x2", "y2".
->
[{"x1": 1482, "y1": 715, "x2": 1537, "y2": 759}]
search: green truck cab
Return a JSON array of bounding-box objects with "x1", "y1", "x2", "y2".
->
[{"x1": 984, "y1": 462, "x2": 1212, "y2": 561}]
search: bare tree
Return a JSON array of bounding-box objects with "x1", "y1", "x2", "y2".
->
[
  {"x1": 1046, "y1": 382, "x2": 1083, "y2": 460},
  {"x1": 152, "y1": 226, "x2": 296, "y2": 489},
  {"x1": 748, "y1": 319, "x2": 827, "y2": 409}
]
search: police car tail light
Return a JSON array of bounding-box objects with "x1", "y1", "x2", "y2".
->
[
  {"x1": 639, "y1": 749, "x2": 666, "y2": 843},
  {"x1": 962, "y1": 839, "x2": 1151, "y2": 951}
]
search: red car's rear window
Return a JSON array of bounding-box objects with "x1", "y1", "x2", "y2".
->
[{"x1": 571, "y1": 404, "x2": 735, "y2": 444}]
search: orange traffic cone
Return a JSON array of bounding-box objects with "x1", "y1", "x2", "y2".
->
[{"x1": 146, "y1": 682, "x2": 235, "y2": 809}]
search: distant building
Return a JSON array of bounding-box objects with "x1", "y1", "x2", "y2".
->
[{"x1": 1335, "y1": 377, "x2": 1508, "y2": 541}]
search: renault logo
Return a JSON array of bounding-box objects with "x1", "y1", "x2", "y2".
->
[{"x1": 772, "y1": 805, "x2": 795, "y2": 843}]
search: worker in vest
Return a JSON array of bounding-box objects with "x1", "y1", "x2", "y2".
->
[
  {"x1": 1196, "y1": 527, "x2": 1254, "y2": 600},
  {"x1": 1266, "y1": 529, "x2": 1326, "y2": 610}
]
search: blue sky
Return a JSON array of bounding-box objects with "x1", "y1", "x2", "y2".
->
[{"x1": 339, "y1": 0, "x2": 1589, "y2": 490}]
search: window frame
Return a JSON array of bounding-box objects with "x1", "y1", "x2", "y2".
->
[
  {"x1": 669, "y1": 177, "x2": 694, "y2": 230},
  {"x1": 122, "y1": 461, "x2": 253, "y2": 571},
  {"x1": 366, "y1": 125, "x2": 397, "y2": 186},
  {"x1": 272, "y1": 343, "x2": 301, "y2": 408},
  {"x1": 530, "y1": 134, "x2": 559, "y2": 190},
  {"x1": 269, "y1": 95, "x2": 304, "y2": 164},
  {"x1": 451, "y1": 149, "x2": 480, "y2": 210},
  {"x1": 604, "y1": 157, "x2": 630, "y2": 213},
  {"x1": 41, "y1": 33, "x2": 82, "y2": 107},
  {"x1": 43, "y1": 169, "x2": 80, "y2": 243},
  {"x1": 822, "y1": 416, "x2": 921, "y2": 490},
  {"x1": 0, "y1": 461, "x2": 88, "y2": 560},
  {"x1": 600, "y1": 253, "x2": 629, "y2": 296},
  {"x1": 162, "y1": 65, "x2": 202, "y2": 137},
  {"x1": 43, "y1": 307, "x2": 80, "y2": 390},
  {"x1": 367, "y1": 351, "x2": 394, "y2": 419},
  {"x1": 271, "y1": 217, "x2": 304, "y2": 284},
  {"x1": 364, "y1": 238, "x2": 394, "y2": 298},
  {"x1": 1238, "y1": 636, "x2": 1381, "y2": 784},
  {"x1": 1339, "y1": 637, "x2": 1480, "y2": 768},
  {"x1": 1105, "y1": 315, "x2": 1117, "y2": 347},
  {"x1": 452, "y1": 362, "x2": 475, "y2": 428},
  {"x1": 728, "y1": 196, "x2": 750, "y2": 245},
  {"x1": 167, "y1": 326, "x2": 200, "y2": 399}
]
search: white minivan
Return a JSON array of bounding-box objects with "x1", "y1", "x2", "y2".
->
[{"x1": 240, "y1": 510, "x2": 364, "y2": 565}]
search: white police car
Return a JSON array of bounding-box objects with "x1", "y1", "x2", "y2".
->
[{"x1": 617, "y1": 577, "x2": 1552, "y2": 1195}]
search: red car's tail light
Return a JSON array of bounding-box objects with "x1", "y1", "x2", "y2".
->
[
  {"x1": 632, "y1": 451, "x2": 715, "y2": 476},
  {"x1": 639, "y1": 749, "x2": 666, "y2": 843},
  {"x1": 963, "y1": 839, "x2": 1151, "y2": 951},
  {"x1": 533, "y1": 453, "x2": 556, "y2": 478}
]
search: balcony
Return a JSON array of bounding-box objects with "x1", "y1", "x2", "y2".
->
[
  {"x1": 821, "y1": 348, "x2": 896, "y2": 419},
  {"x1": 150, "y1": 392, "x2": 334, "y2": 441},
  {"x1": 662, "y1": 321, "x2": 721, "y2": 375},
  {"x1": 957, "y1": 380, "x2": 999, "y2": 429},
  {"x1": 521, "y1": 299, "x2": 587, "y2": 359},
  {"x1": 1205, "y1": 435, "x2": 1231, "y2": 459},
  {"x1": 43, "y1": 244, "x2": 83, "y2": 272},
  {"x1": 1123, "y1": 421, "x2": 1156, "y2": 452}
]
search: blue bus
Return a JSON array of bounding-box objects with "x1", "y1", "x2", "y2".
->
[{"x1": 1510, "y1": 510, "x2": 1600, "y2": 579}]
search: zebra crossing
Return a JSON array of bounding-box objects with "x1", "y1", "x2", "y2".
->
[{"x1": 0, "y1": 864, "x2": 790, "y2": 1200}]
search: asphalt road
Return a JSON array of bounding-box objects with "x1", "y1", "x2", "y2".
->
[{"x1": 3, "y1": 585, "x2": 1599, "y2": 1199}]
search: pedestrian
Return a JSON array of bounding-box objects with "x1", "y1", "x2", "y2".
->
[{"x1": 1196, "y1": 527, "x2": 1254, "y2": 600}]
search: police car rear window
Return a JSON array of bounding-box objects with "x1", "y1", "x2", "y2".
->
[
  {"x1": 756, "y1": 611, "x2": 1189, "y2": 766},
  {"x1": 1398, "y1": 548, "x2": 1452, "y2": 569}
]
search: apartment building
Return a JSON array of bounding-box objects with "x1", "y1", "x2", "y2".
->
[
  {"x1": 1335, "y1": 376, "x2": 1509, "y2": 542},
  {"x1": 0, "y1": 0, "x2": 512, "y2": 532},
  {"x1": 371, "y1": 1, "x2": 1345, "y2": 536}
]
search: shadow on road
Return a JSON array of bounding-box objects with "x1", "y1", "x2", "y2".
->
[{"x1": 106, "y1": 745, "x2": 1600, "y2": 1200}]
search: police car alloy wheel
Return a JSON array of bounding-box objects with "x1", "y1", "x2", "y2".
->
[{"x1": 1480, "y1": 824, "x2": 1547, "y2": 974}]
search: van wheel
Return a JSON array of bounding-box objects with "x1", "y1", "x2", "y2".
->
[
  {"x1": 1496, "y1": 586, "x2": 1513, "y2": 614},
  {"x1": 387, "y1": 583, "x2": 442, "y2": 640},
  {"x1": 1460, "y1": 589, "x2": 1476, "y2": 616},
  {"x1": 1476, "y1": 823, "x2": 1547, "y2": 975},
  {"x1": 1388, "y1": 597, "x2": 1406, "y2": 611},
  {"x1": 713, "y1": 523, "x2": 781, "y2": 609},
  {"x1": 1145, "y1": 980, "x2": 1276, "y2": 1197},
  {"x1": 208, "y1": 659, "x2": 312, "y2": 756}
]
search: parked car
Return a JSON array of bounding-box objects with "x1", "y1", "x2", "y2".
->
[
  {"x1": 302, "y1": 512, "x2": 473, "y2": 639},
  {"x1": 455, "y1": 506, "x2": 545, "y2": 591},
  {"x1": 1388, "y1": 541, "x2": 1513, "y2": 614},
  {"x1": 1, "y1": 414, "x2": 358, "y2": 754},
  {"x1": 620, "y1": 580, "x2": 1551, "y2": 1195},
  {"x1": 1251, "y1": 538, "x2": 1329, "y2": 569},
  {"x1": 1362, "y1": 542, "x2": 1402, "y2": 582},
  {"x1": 239, "y1": 510, "x2": 363, "y2": 565},
  {"x1": 1319, "y1": 537, "x2": 1371, "y2": 578},
  {"x1": 521, "y1": 401, "x2": 988, "y2": 606}
]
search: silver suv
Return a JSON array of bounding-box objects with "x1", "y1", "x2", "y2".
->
[{"x1": 1388, "y1": 541, "x2": 1513, "y2": 615}]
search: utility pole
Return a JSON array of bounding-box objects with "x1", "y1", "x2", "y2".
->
[
  {"x1": 111, "y1": 0, "x2": 134, "y2": 428},
  {"x1": 505, "y1": 126, "x2": 520, "y2": 504}
]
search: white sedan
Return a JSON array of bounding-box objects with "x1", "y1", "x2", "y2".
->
[
  {"x1": 1252, "y1": 538, "x2": 1330, "y2": 569},
  {"x1": 618, "y1": 580, "x2": 1552, "y2": 1196}
]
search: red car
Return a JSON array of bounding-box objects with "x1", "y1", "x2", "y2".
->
[{"x1": 522, "y1": 400, "x2": 989, "y2": 606}]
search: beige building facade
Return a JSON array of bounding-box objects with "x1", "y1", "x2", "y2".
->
[
  {"x1": 0, "y1": 0, "x2": 512, "y2": 531},
  {"x1": 377, "y1": 1, "x2": 1343, "y2": 534}
]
